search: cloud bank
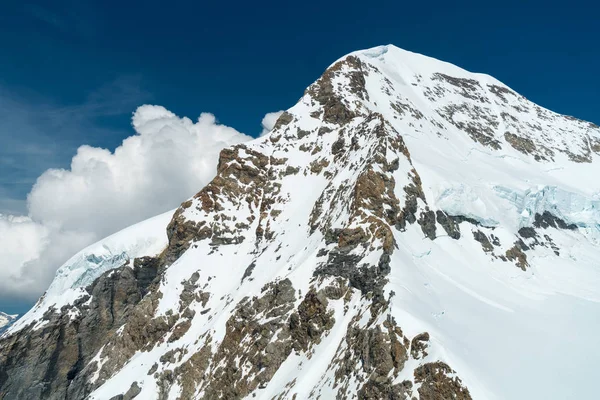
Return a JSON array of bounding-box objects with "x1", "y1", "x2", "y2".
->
[{"x1": 0, "y1": 105, "x2": 252, "y2": 301}]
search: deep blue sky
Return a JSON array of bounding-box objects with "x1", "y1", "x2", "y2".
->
[{"x1": 1, "y1": 0, "x2": 598, "y2": 216}]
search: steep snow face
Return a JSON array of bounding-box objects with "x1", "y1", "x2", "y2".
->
[
  {"x1": 3, "y1": 45, "x2": 600, "y2": 400},
  {"x1": 6, "y1": 210, "x2": 173, "y2": 335}
]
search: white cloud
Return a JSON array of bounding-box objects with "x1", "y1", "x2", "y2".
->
[
  {"x1": 28, "y1": 105, "x2": 250, "y2": 238},
  {"x1": 0, "y1": 105, "x2": 252, "y2": 301},
  {"x1": 0, "y1": 215, "x2": 94, "y2": 299},
  {"x1": 0, "y1": 76, "x2": 153, "y2": 218},
  {"x1": 0, "y1": 215, "x2": 48, "y2": 273},
  {"x1": 260, "y1": 110, "x2": 284, "y2": 136}
]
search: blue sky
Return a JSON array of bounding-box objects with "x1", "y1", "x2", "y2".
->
[
  {"x1": 1, "y1": 0, "x2": 599, "y2": 216},
  {"x1": 1, "y1": 0, "x2": 598, "y2": 213}
]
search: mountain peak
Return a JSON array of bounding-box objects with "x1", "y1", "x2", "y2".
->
[
  {"x1": 288, "y1": 43, "x2": 600, "y2": 165},
  {"x1": 347, "y1": 44, "x2": 502, "y2": 86},
  {"x1": 2, "y1": 45, "x2": 600, "y2": 400}
]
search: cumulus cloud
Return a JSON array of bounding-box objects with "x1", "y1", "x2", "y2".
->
[
  {"x1": 0, "y1": 215, "x2": 48, "y2": 273},
  {"x1": 0, "y1": 215, "x2": 94, "y2": 299},
  {"x1": 0, "y1": 105, "x2": 252, "y2": 301},
  {"x1": 28, "y1": 106, "x2": 250, "y2": 238},
  {"x1": 260, "y1": 110, "x2": 284, "y2": 136}
]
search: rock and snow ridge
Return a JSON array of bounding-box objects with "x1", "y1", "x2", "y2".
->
[{"x1": 1, "y1": 44, "x2": 599, "y2": 400}]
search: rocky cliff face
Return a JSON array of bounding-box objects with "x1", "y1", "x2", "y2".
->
[{"x1": 2, "y1": 45, "x2": 600, "y2": 400}]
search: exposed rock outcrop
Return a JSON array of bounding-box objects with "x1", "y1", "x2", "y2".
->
[{"x1": 0, "y1": 257, "x2": 163, "y2": 399}]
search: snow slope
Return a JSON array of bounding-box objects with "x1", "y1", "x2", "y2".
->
[{"x1": 3, "y1": 45, "x2": 599, "y2": 400}]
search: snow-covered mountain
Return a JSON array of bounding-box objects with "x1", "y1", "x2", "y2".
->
[
  {"x1": 0, "y1": 312, "x2": 17, "y2": 333},
  {"x1": 1, "y1": 45, "x2": 599, "y2": 400}
]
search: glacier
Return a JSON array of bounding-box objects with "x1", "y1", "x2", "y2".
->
[
  {"x1": 495, "y1": 185, "x2": 600, "y2": 242},
  {"x1": 434, "y1": 183, "x2": 600, "y2": 244}
]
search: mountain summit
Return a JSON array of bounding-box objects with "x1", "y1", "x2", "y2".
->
[{"x1": 2, "y1": 45, "x2": 599, "y2": 400}]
